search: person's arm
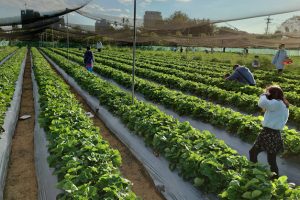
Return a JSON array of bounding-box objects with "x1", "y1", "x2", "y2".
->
[
  {"x1": 258, "y1": 94, "x2": 279, "y2": 111},
  {"x1": 226, "y1": 70, "x2": 239, "y2": 81}
]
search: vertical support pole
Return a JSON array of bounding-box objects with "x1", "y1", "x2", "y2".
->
[
  {"x1": 132, "y1": 0, "x2": 137, "y2": 104},
  {"x1": 52, "y1": 26, "x2": 54, "y2": 51},
  {"x1": 67, "y1": 14, "x2": 70, "y2": 61}
]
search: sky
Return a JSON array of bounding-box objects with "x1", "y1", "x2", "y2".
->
[{"x1": 1, "y1": 0, "x2": 300, "y2": 34}]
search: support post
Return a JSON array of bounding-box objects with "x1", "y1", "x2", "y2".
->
[{"x1": 131, "y1": 0, "x2": 137, "y2": 104}]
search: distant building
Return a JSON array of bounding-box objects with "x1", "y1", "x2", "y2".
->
[
  {"x1": 21, "y1": 9, "x2": 40, "y2": 24},
  {"x1": 144, "y1": 11, "x2": 163, "y2": 29},
  {"x1": 95, "y1": 19, "x2": 111, "y2": 33},
  {"x1": 53, "y1": 17, "x2": 65, "y2": 29},
  {"x1": 277, "y1": 16, "x2": 300, "y2": 33}
]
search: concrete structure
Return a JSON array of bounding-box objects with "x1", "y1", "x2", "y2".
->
[{"x1": 144, "y1": 11, "x2": 163, "y2": 29}]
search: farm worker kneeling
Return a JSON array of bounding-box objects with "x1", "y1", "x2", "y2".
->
[
  {"x1": 225, "y1": 64, "x2": 256, "y2": 86},
  {"x1": 249, "y1": 85, "x2": 289, "y2": 179},
  {"x1": 83, "y1": 46, "x2": 94, "y2": 72}
]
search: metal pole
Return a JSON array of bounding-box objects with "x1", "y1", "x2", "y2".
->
[
  {"x1": 42, "y1": 33, "x2": 44, "y2": 47},
  {"x1": 67, "y1": 14, "x2": 70, "y2": 61},
  {"x1": 52, "y1": 26, "x2": 54, "y2": 51},
  {"x1": 131, "y1": 0, "x2": 137, "y2": 104}
]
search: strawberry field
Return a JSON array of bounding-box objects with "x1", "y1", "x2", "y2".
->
[{"x1": 1, "y1": 46, "x2": 300, "y2": 200}]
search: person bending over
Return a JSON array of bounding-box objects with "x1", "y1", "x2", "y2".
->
[
  {"x1": 249, "y1": 85, "x2": 289, "y2": 179},
  {"x1": 225, "y1": 64, "x2": 256, "y2": 86}
]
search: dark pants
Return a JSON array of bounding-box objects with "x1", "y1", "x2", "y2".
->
[
  {"x1": 249, "y1": 146, "x2": 278, "y2": 178},
  {"x1": 278, "y1": 69, "x2": 283, "y2": 73}
]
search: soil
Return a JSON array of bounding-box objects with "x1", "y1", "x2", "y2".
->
[
  {"x1": 46, "y1": 53, "x2": 165, "y2": 200},
  {"x1": 4, "y1": 50, "x2": 38, "y2": 199}
]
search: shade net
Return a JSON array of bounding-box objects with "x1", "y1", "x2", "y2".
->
[
  {"x1": 0, "y1": 0, "x2": 90, "y2": 40},
  {"x1": 1, "y1": 0, "x2": 300, "y2": 47}
]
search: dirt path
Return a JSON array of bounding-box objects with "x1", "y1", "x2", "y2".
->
[
  {"x1": 76, "y1": 94, "x2": 165, "y2": 200},
  {"x1": 4, "y1": 50, "x2": 37, "y2": 200},
  {"x1": 46, "y1": 55, "x2": 165, "y2": 200}
]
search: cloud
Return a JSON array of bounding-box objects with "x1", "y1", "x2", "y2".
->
[
  {"x1": 175, "y1": 0, "x2": 191, "y2": 2},
  {"x1": 81, "y1": 3, "x2": 122, "y2": 14},
  {"x1": 118, "y1": 0, "x2": 168, "y2": 5},
  {"x1": 118, "y1": 0, "x2": 133, "y2": 4}
]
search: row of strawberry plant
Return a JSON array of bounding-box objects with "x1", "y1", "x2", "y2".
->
[
  {"x1": 0, "y1": 48, "x2": 26, "y2": 134},
  {"x1": 91, "y1": 49, "x2": 300, "y2": 85},
  {"x1": 131, "y1": 49, "x2": 300, "y2": 81},
  {"x1": 53, "y1": 48, "x2": 300, "y2": 155},
  {"x1": 91, "y1": 50, "x2": 300, "y2": 120},
  {"x1": 56, "y1": 48, "x2": 260, "y2": 113},
  {"x1": 0, "y1": 46, "x2": 18, "y2": 64},
  {"x1": 99, "y1": 51, "x2": 300, "y2": 103},
  {"x1": 42, "y1": 48, "x2": 300, "y2": 200},
  {"x1": 31, "y1": 48, "x2": 137, "y2": 199},
  {"x1": 132, "y1": 53, "x2": 300, "y2": 88},
  {"x1": 71, "y1": 48, "x2": 300, "y2": 107},
  {"x1": 54, "y1": 48, "x2": 300, "y2": 129}
]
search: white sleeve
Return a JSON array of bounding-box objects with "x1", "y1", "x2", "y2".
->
[{"x1": 258, "y1": 95, "x2": 280, "y2": 111}]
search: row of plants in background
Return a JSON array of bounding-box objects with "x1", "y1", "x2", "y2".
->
[
  {"x1": 54, "y1": 48, "x2": 300, "y2": 129},
  {"x1": 31, "y1": 48, "x2": 137, "y2": 199},
  {"x1": 54, "y1": 48, "x2": 300, "y2": 155},
  {"x1": 55, "y1": 48, "x2": 260, "y2": 113},
  {"x1": 133, "y1": 54, "x2": 300, "y2": 90},
  {"x1": 42, "y1": 48, "x2": 300, "y2": 199},
  {"x1": 99, "y1": 51, "x2": 300, "y2": 103},
  {"x1": 0, "y1": 46, "x2": 18, "y2": 64},
  {"x1": 133, "y1": 49, "x2": 300, "y2": 80},
  {"x1": 90, "y1": 48, "x2": 300, "y2": 84},
  {"x1": 0, "y1": 48, "x2": 26, "y2": 134},
  {"x1": 72, "y1": 48, "x2": 300, "y2": 107}
]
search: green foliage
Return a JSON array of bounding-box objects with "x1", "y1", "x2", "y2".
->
[
  {"x1": 42, "y1": 47, "x2": 300, "y2": 199},
  {"x1": 31, "y1": 48, "x2": 136, "y2": 200},
  {"x1": 53, "y1": 47, "x2": 300, "y2": 155},
  {"x1": 0, "y1": 46, "x2": 17, "y2": 62},
  {"x1": 0, "y1": 48, "x2": 26, "y2": 134}
]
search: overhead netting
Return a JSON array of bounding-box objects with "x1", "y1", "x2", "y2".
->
[
  {"x1": 0, "y1": 0, "x2": 90, "y2": 40},
  {"x1": 1, "y1": 0, "x2": 300, "y2": 47},
  {"x1": 74, "y1": 0, "x2": 300, "y2": 48}
]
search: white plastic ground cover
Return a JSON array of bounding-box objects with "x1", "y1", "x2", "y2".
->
[
  {"x1": 92, "y1": 69, "x2": 300, "y2": 186},
  {"x1": 0, "y1": 50, "x2": 17, "y2": 66},
  {"x1": 41, "y1": 51, "x2": 215, "y2": 200},
  {"x1": 31, "y1": 55, "x2": 61, "y2": 200},
  {"x1": 0, "y1": 50, "x2": 26, "y2": 199}
]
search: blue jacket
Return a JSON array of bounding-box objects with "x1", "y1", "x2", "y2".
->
[
  {"x1": 227, "y1": 66, "x2": 256, "y2": 85},
  {"x1": 272, "y1": 49, "x2": 287, "y2": 70}
]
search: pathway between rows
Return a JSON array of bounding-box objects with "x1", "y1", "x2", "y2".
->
[{"x1": 4, "y1": 50, "x2": 37, "y2": 199}]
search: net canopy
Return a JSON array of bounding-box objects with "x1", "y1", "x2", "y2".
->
[
  {"x1": 0, "y1": 0, "x2": 90, "y2": 26},
  {"x1": 0, "y1": 0, "x2": 91, "y2": 40},
  {"x1": 1, "y1": 0, "x2": 300, "y2": 47},
  {"x1": 73, "y1": 0, "x2": 300, "y2": 48}
]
